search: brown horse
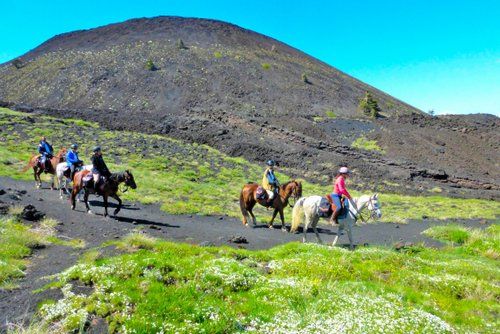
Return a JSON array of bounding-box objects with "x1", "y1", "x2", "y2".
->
[
  {"x1": 239, "y1": 180, "x2": 302, "y2": 231},
  {"x1": 71, "y1": 169, "x2": 137, "y2": 217},
  {"x1": 23, "y1": 148, "x2": 67, "y2": 189}
]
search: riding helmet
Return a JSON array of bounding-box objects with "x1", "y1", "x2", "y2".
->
[
  {"x1": 338, "y1": 166, "x2": 350, "y2": 174},
  {"x1": 93, "y1": 146, "x2": 101, "y2": 153},
  {"x1": 71, "y1": 143, "x2": 78, "y2": 149},
  {"x1": 266, "y1": 160, "x2": 275, "y2": 167}
]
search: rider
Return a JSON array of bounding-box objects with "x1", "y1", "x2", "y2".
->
[
  {"x1": 91, "y1": 146, "x2": 111, "y2": 193},
  {"x1": 38, "y1": 136, "x2": 53, "y2": 172},
  {"x1": 66, "y1": 144, "x2": 83, "y2": 180},
  {"x1": 262, "y1": 160, "x2": 280, "y2": 202},
  {"x1": 330, "y1": 167, "x2": 357, "y2": 225}
]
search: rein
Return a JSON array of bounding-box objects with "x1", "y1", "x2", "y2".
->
[{"x1": 349, "y1": 197, "x2": 378, "y2": 224}]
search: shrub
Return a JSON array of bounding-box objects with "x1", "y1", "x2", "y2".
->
[
  {"x1": 145, "y1": 59, "x2": 157, "y2": 71},
  {"x1": 359, "y1": 91, "x2": 381, "y2": 118},
  {"x1": 261, "y1": 63, "x2": 271, "y2": 70},
  {"x1": 12, "y1": 59, "x2": 24, "y2": 69},
  {"x1": 351, "y1": 136, "x2": 384, "y2": 153},
  {"x1": 325, "y1": 110, "x2": 337, "y2": 118},
  {"x1": 302, "y1": 73, "x2": 311, "y2": 84},
  {"x1": 213, "y1": 51, "x2": 223, "y2": 58},
  {"x1": 177, "y1": 38, "x2": 187, "y2": 50}
]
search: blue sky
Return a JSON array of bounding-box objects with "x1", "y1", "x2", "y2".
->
[{"x1": 1, "y1": 1, "x2": 498, "y2": 115}]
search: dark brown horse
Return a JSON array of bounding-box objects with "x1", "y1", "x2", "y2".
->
[
  {"x1": 239, "y1": 180, "x2": 302, "y2": 231},
  {"x1": 23, "y1": 148, "x2": 67, "y2": 189},
  {"x1": 71, "y1": 169, "x2": 137, "y2": 217}
]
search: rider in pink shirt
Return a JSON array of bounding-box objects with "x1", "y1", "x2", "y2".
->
[{"x1": 331, "y1": 166, "x2": 353, "y2": 224}]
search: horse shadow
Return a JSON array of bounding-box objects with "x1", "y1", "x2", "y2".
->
[
  {"x1": 113, "y1": 215, "x2": 180, "y2": 229},
  {"x1": 87, "y1": 200, "x2": 140, "y2": 211},
  {"x1": 253, "y1": 224, "x2": 337, "y2": 236}
]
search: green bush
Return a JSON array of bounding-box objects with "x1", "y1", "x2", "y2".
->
[
  {"x1": 261, "y1": 63, "x2": 271, "y2": 70},
  {"x1": 359, "y1": 92, "x2": 381, "y2": 118},
  {"x1": 145, "y1": 59, "x2": 157, "y2": 71},
  {"x1": 213, "y1": 51, "x2": 223, "y2": 58},
  {"x1": 301, "y1": 72, "x2": 310, "y2": 84},
  {"x1": 177, "y1": 38, "x2": 187, "y2": 50},
  {"x1": 325, "y1": 110, "x2": 337, "y2": 118}
]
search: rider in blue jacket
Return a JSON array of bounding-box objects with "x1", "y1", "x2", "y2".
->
[
  {"x1": 38, "y1": 136, "x2": 53, "y2": 172},
  {"x1": 66, "y1": 144, "x2": 83, "y2": 180}
]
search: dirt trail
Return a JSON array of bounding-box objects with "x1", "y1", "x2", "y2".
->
[{"x1": 0, "y1": 176, "x2": 493, "y2": 330}]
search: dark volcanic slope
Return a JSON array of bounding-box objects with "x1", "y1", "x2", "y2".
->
[{"x1": 0, "y1": 16, "x2": 498, "y2": 198}]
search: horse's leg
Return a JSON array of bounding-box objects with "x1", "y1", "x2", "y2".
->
[
  {"x1": 84, "y1": 190, "x2": 92, "y2": 214},
  {"x1": 278, "y1": 209, "x2": 287, "y2": 232},
  {"x1": 33, "y1": 167, "x2": 40, "y2": 188},
  {"x1": 313, "y1": 216, "x2": 323, "y2": 244},
  {"x1": 70, "y1": 186, "x2": 78, "y2": 210},
  {"x1": 268, "y1": 209, "x2": 279, "y2": 229},
  {"x1": 248, "y1": 209, "x2": 257, "y2": 227},
  {"x1": 346, "y1": 219, "x2": 354, "y2": 250},
  {"x1": 302, "y1": 212, "x2": 310, "y2": 243},
  {"x1": 110, "y1": 194, "x2": 122, "y2": 216},
  {"x1": 103, "y1": 194, "x2": 109, "y2": 218},
  {"x1": 332, "y1": 219, "x2": 344, "y2": 247},
  {"x1": 50, "y1": 174, "x2": 55, "y2": 190}
]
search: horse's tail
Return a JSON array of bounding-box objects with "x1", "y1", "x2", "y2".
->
[
  {"x1": 239, "y1": 189, "x2": 248, "y2": 217},
  {"x1": 290, "y1": 197, "x2": 306, "y2": 233},
  {"x1": 21, "y1": 157, "x2": 36, "y2": 172}
]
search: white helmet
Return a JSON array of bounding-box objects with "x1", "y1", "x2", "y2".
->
[{"x1": 338, "y1": 167, "x2": 350, "y2": 174}]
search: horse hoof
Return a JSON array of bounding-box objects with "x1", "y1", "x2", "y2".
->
[
  {"x1": 87, "y1": 210, "x2": 93, "y2": 215},
  {"x1": 281, "y1": 227, "x2": 288, "y2": 232},
  {"x1": 268, "y1": 225, "x2": 274, "y2": 229},
  {"x1": 71, "y1": 206, "x2": 75, "y2": 210},
  {"x1": 113, "y1": 210, "x2": 120, "y2": 215}
]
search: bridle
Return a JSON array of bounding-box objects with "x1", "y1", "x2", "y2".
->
[
  {"x1": 350, "y1": 196, "x2": 380, "y2": 224},
  {"x1": 287, "y1": 182, "x2": 301, "y2": 208}
]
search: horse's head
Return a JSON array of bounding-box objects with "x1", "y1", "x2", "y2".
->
[
  {"x1": 285, "y1": 180, "x2": 302, "y2": 207},
  {"x1": 124, "y1": 170, "x2": 137, "y2": 189},
  {"x1": 366, "y1": 193, "x2": 382, "y2": 219},
  {"x1": 56, "y1": 148, "x2": 67, "y2": 161}
]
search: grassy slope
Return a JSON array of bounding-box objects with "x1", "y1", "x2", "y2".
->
[
  {"x1": 0, "y1": 108, "x2": 498, "y2": 223},
  {"x1": 37, "y1": 225, "x2": 499, "y2": 333}
]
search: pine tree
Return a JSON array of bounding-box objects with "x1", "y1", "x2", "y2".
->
[{"x1": 359, "y1": 91, "x2": 381, "y2": 118}]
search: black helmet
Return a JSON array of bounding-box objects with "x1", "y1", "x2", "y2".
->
[
  {"x1": 71, "y1": 143, "x2": 78, "y2": 149},
  {"x1": 266, "y1": 160, "x2": 275, "y2": 167},
  {"x1": 93, "y1": 146, "x2": 101, "y2": 153}
]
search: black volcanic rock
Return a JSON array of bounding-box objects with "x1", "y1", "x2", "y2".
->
[{"x1": 0, "y1": 16, "x2": 498, "y2": 198}]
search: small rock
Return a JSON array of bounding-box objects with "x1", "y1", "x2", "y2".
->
[
  {"x1": 395, "y1": 225, "x2": 400, "y2": 228},
  {"x1": 149, "y1": 225, "x2": 161, "y2": 230},
  {"x1": 21, "y1": 204, "x2": 45, "y2": 221},
  {"x1": 228, "y1": 235, "x2": 248, "y2": 244},
  {"x1": 8, "y1": 194, "x2": 21, "y2": 201},
  {"x1": 0, "y1": 203, "x2": 9, "y2": 215},
  {"x1": 38, "y1": 198, "x2": 44, "y2": 201},
  {"x1": 0, "y1": 189, "x2": 6, "y2": 195},
  {"x1": 132, "y1": 221, "x2": 139, "y2": 225},
  {"x1": 199, "y1": 241, "x2": 215, "y2": 247},
  {"x1": 17, "y1": 190, "x2": 27, "y2": 195},
  {"x1": 219, "y1": 217, "x2": 224, "y2": 220},
  {"x1": 422, "y1": 215, "x2": 429, "y2": 219}
]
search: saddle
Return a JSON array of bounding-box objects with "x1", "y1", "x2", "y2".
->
[
  {"x1": 256, "y1": 186, "x2": 269, "y2": 201},
  {"x1": 318, "y1": 194, "x2": 348, "y2": 218},
  {"x1": 82, "y1": 173, "x2": 94, "y2": 187}
]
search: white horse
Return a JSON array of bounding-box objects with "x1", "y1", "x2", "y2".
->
[
  {"x1": 56, "y1": 163, "x2": 92, "y2": 199},
  {"x1": 290, "y1": 194, "x2": 382, "y2": 249}
]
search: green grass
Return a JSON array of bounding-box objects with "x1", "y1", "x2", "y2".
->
[
  {"x1": 351, "y1": 135, "x2": 384, "y2": 153},
  {"x1": 261, "y1": 63, "x2": 271, "y2": 70},
  {"x1": 0, "y1": 108, "x2": 498, "y2": 223},
  {"x1": 37, "y1": 226, "x2": 499, "y2": 333},
  {"x1": 213, "y1": 51, "x2": 223, "y2": 58},
  {"x1": 0, "y1": 215, "x2": 85, "y2": 290},
  {"x1": 325, "y1": 109, "x2": 337, "y2": 118}
]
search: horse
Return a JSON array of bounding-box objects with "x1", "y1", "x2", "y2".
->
[
  {"x1": 71, "y1": 169, "x2": 137, "y2": 217},
  {"x1": 290, "y1": 194, "x2": 382, "y2": 250},
  {"x1": 239, "y1": 180, "x2": 302, "y2": 231},
  {"x1": 56, "y1": 163, "x2": 92, "y2": 199},
  {"x1": 23, "y1": 148, "x2": 67, "y2": 189}
]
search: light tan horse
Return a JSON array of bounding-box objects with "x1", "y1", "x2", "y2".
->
[
  {"x1": 23, "y1": 148, "x2": 67, "y2": 189},
  {"x1": 239, "y1": 180, "x2": 302, "y2": 231}
]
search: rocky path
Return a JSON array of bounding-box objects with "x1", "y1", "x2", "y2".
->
[{"x1": 0, "y1": 176, "x2": 492, "y2": 330}]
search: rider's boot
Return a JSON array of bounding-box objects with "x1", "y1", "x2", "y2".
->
[{"x1": 330, "y1": 209, "x2": 340, "y2": 226}]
